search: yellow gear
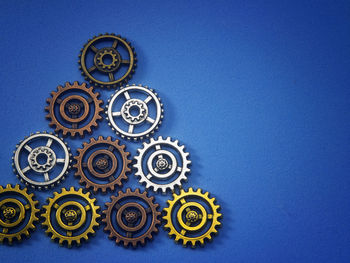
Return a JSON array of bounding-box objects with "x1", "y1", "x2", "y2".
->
[
  {"x1": 0, "y1": 184, "x2": 39, "y2": 244},
  {"x1": 163, "y1": 188, "x2": 222, "y2": 248},
  {"x1": 41, "y1": 187, "x2": 100, "y2": 247}
]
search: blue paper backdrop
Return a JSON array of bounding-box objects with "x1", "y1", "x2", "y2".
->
[{"x1": 0, "y1": 0, "x2": 349, "y2": 262}]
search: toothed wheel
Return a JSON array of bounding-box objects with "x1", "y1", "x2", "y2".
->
[
  {"x1": 73, "y1": 136, "x2": 132, "y2": 193},
  {"x1": 163, "y1": 188, "x2": 222, "y2": 248},
  {"x1": 102, "y1": 188, "x2": 161, "y2": 247},
  {"x1": 0, "y1": 184, "x2": 40, "y2": 244},
  {"x1": 106, "y1": 85, "x2": 163, "y2": 141},
  {"x1": 79, "y1": 33, "x2": 136, "y2": 88},
  {"x1": 45, "y1": 81, "x2": 103, "y2": 137},
  {"x1": 12, "y1": 132, "x2": 71, "y2": 190},
  {"x1": 134, "y1": 136, "x2": 191, "y2": 193},
  {"x1": 41, "y1": 187, "x2": 100, "y2": 247}
]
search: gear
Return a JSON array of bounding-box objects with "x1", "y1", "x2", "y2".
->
[
  {"x1": 41, "y1": 187, "x2": 100, "y2": 247},
  {"x1": 102, "y1": 188, "x2": 161, "y2": 247},
  {"x1": 74, "y1": 136, "x2": 132, "y2": 193},
  {"x1": 134, "y1": 136, "x2": 191, "y2": 193},
  {"x1": 12, "y1": 132, "x2": 71, "y2": 190},
  {"x1": 79, "y1": 33, "x2": 137, "y2": 88},
  {"x1": 0, "y1": 184, "x2": 40, "y2": 244},
  {"x1": 45, "y1": 81, "x2": 103, "y2": 137},
  {"x1": 163, "y1": 188, "x2": 222, "y2": 248},
  {"x1": 106, "y1": 84, "x2": 164, "y2": 141}
]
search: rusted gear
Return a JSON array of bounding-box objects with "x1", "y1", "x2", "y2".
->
[
  {"x1": 163, "y1": 188, "x2": 222, "y2": 248},
  {"x1": 45, "y1": 81, "x2": 103, "y2": 137},
  {"x1": 0, "y1": 184, "x2": 40, "y2": 244},
  {"x1": 102, "y1": 188, "x2": 161, "y2": 247},
  {"x1": 74, "y1": 136, "x2": 132, "y2": 193},
  {"x1": 79, "y1": 33, "x2": 137, "y2": 88},
  {"x1": 41, "y1": 187, "x2": 100, "y2": 247}
]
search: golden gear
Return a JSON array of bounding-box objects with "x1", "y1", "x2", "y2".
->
[
  {"x1": 0, "y1": 184, "x2": 40, "y2": 244},
  {"x1": 41, "y1": 187, "x2": 100, "y2": 247},
  {"x1": 163, "y1": 188, "x2": 222, "y2": 248}
]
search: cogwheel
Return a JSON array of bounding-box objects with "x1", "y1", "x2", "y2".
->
[
  {"x1": 0, "y1": 184, "x2": 40, "y2": 244},
  {"x1": 106, "y1": 84, "x2": 164, "y2": 141},
  {"x1": 79, "y1": 33, "x2": 137, "y2": 88},
  {"x1": 45, "y1": 81, "x2": 103, "y2": 137},
  {"x1": 134, "y1": 136, "x2": 191, "y2": 193},
  {"x1": 73, "y1": 136, "x2": 132, "y2": 193},
  {"x1": 41, "y1": 187, "x2": 100, "y2": 247},
  {"x1": 163, "y1": 188, "x2": 222, "y2": 248},
  {"x1": 12, "y1": 131, "x2": 72, "y2": 190},
  {"x1": 102, "y1": 188, "x2": 161, "y2": 247}
]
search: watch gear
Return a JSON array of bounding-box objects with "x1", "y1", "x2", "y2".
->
[
  {"x1": 102, "y1": 188, "x2": 161, "y2": 247},
  {"x1": 12, "y1": 132, "x2": 71, "y2": 190},
  {"x1": 41, "y1": 187, "x2": 100, "y2": 247},
  {"x1": 79, "y1": 33, "x2": 136, "y2": 88},
  {"x1": 45, "y1": 81, "x2": 103, "y2": 137},
  {"x1": 163, "y1": 188, "x2": 222, "y2": 248},
  {"x1": 74, "y1": 136, "x2": 132, "y2": 193},
  {"x1": 0, "y1": 184, "x2": 39, "y2": 244},
  {"x1": 134, "y1": 136, "x2": 191, "y2": 193},
  {"x1": 106, "y1": 84, "x2": 163, "y2": 141}
]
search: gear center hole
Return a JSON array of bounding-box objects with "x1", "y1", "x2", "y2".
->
[
  {"x1": 103, "y1": 54, "x2": 114, "y2": 65},
  {"x1": 36, "y1": 153, "x2": 48, "y2": 165},
  {"x1": 129, "y1": 105, "x2": 140, "y2": 117}
]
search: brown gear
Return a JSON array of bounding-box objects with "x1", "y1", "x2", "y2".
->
[
  {"x1": 74, "y1": 136, "x2": 131, "y2": 193},
  {"x1": 102, "y1": 188, "x2": 161, "y2": 247},
  {"x1": 45, "y1": 81, "x2": 103, "y2": 137}
]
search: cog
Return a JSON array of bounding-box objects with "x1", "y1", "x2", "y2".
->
[
  {"x1": 79, "y1": 33, "x2": 137, "y2": 88},
  {"x1": 45, "y1": 81, "x2": 103, "y2": 137},
  {"x1": 0, "y1": 184, "x2": 40, "y2": 244},
  {"x1": 74, "y1": 136, "x2": 132, "y2": 193},
  {"x1": 102, "y1": 188, "x2": 161, "y2": 247},
  {"x1": 134, "y1": 136, "x2": 191, "y2": 193},
  {"x1": 106, "y1": 84, "x2": 164, "y2": 141},
  {"x1": 12, "y1": 132, "x2": 71, "y2": 190},
  {"x1": 163, "y1": 188, "x2": 222, "y2": 248},
  {"x1": 41, "y1": 187, "x2": 100, "y2": 247}
]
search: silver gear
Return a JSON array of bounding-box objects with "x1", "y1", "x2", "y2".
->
[
  {"x1": 12, "y1": 132, "x2": 72, "y2": 190},
  {"x1": 106, "y1": 84, "x2": 163, "y2": 141},
  {"x1": 134, "y1": 136, "x2": 191, "y2": 193}
]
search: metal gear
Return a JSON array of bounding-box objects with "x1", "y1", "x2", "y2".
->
[
  {"x1": 45, "y1": 81, "x2": 103, "y2": 137},
  {"x1": 79, "y1": 33, "x2": 137, "y2": 88},
  {"x1": 12, "y1": 132, "x2": 71, "y2": 190},
  {"x1": 106, "y1": 84, "x2": 164, "y2": 141},
  {"x1": 41, "y1": 187, "x2": 100, "y2": 247},
  {"x1": 163, "y1": 188, "x2": 222, "y2": 248},
  {"x1": 74, "y1": 136, "x2": 132, "y2": 193},
  {"x1": 134, "y1": 136, "x2": 191, "y2": 193},
  {"x1": 102, "y1": 188, "x2": 161, "y2": 247},
  {"x1": 0, "y1": 184, "x2": 40, "y2": 244}
]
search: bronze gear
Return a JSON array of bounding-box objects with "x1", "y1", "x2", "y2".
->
[
  {"x1": 102, "y1": 188, "x2": 161, "y2": 247},
  {"x1": 45, "y1": 81, "x2": 103, "y2": 137},
  {"x1": 74, "y1": 136, "x2": 132, "y2": 193},
  {"x1": 79, "y1": 33, "x2": 137, "y2": 88}
]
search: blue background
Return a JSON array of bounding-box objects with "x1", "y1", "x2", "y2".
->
[{"x1": 0, "y1": 0, "x2": 349, "y2": 262}]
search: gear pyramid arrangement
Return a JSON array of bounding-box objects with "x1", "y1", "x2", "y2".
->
[{"x1": 1, "y1": 33, "x2": 222, "y2": 248}]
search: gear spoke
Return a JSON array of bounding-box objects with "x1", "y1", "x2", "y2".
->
[
  {"x1": 56, "y1": 158, "x2": 66, "y2": 163},
  {"x1": 66, "y1": 231, "x2": 72, "y2": 237},
  {"x1": 114, "y1": 202, "x2": 121, "y2": 210},
  {"x1": 123, "y1": 91, "x2": 131, "y2": 100},
  {"x1": 90, "y1": 45, "x2": 98, "y2": 53},
  {"x1": 22, "y1": 166, "x2": 31, "y2": 173},
  {"x1": 155, "y1": 145, "x2": 161, "y2": 150},
  {"x1": 128, "y1": 124, "x2": 134, "y2": 134},
  {"x1": 180, "y1": 229, "x2": 186, "y2": 235},
  {"x1": 107, "y1": 145, "x2": 115, "y2": 152},
  {"x1": 112, "y1": 111, "x2": 121, "y2": 117},
  {"x1": 144, "y1": 95, "x2": 152, "y2": 104},
  {"x1": 46, "y1": 138, "x2": 53, "y2": 147},
  {"x1": 109, "y1": 73, "x2": 115, "y2": 81},
  {"x1": 56, "y1": 98, "x2": 63, "y2": 104},
  {"x1": 54, "y1": 203, "x2": 60, "y2": 209},
  {"x1": 112, "y1": 40, "x2": 118, "y2": 49},
  {"x1": 157, "y1": 154, "x2": 164, "y2": 160},
  {"x1": 24, "y1": 144, "x2": 32, "y2": 152},
  {"x1": 146, "y1": 173, "x2": 152, "y2": 179},
  {"x1": 25, "y1": 204, "x2": 31, "y2": 210},
  {"x1": 88, "y1": 65, "x2": 97, "y2": 73},
  {"x1": 121, "y1": 60, "x2": 130, "y2": 64},
  {"x1": 126, "y1": 232, "x2": 133, "y2": 238},
  {"x1": 44, "y1": 172, "x2": 50, "y2": 182},
  {"x1": 146, "y1": 116, "x2": 155, "y2": 124},
  {"x1": 84, "y1": 205, "x2": 90, "y2": 211},
  {"x1": 176, "y1": 166, "x2": 182, "y2": 172},
  {"x1": 108, "y1": 175, "x2": 116, "y2": 182},
  {"x1": 72, "y1": 123, "x2": 78, "y2": 129},
  {"x1": 207, "y1": 214, "x2": 213, "y2": 219},
  {"x1": 2, "y1": 228, "x2": 8, "y2": 234},
  {"x1": 180, "y1": 198, "x2": 187, "y2": 205}
]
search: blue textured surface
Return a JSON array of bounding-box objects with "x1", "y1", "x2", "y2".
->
[{"x1": 0, "y1": 0, "x2": 350, "y2": 262}]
